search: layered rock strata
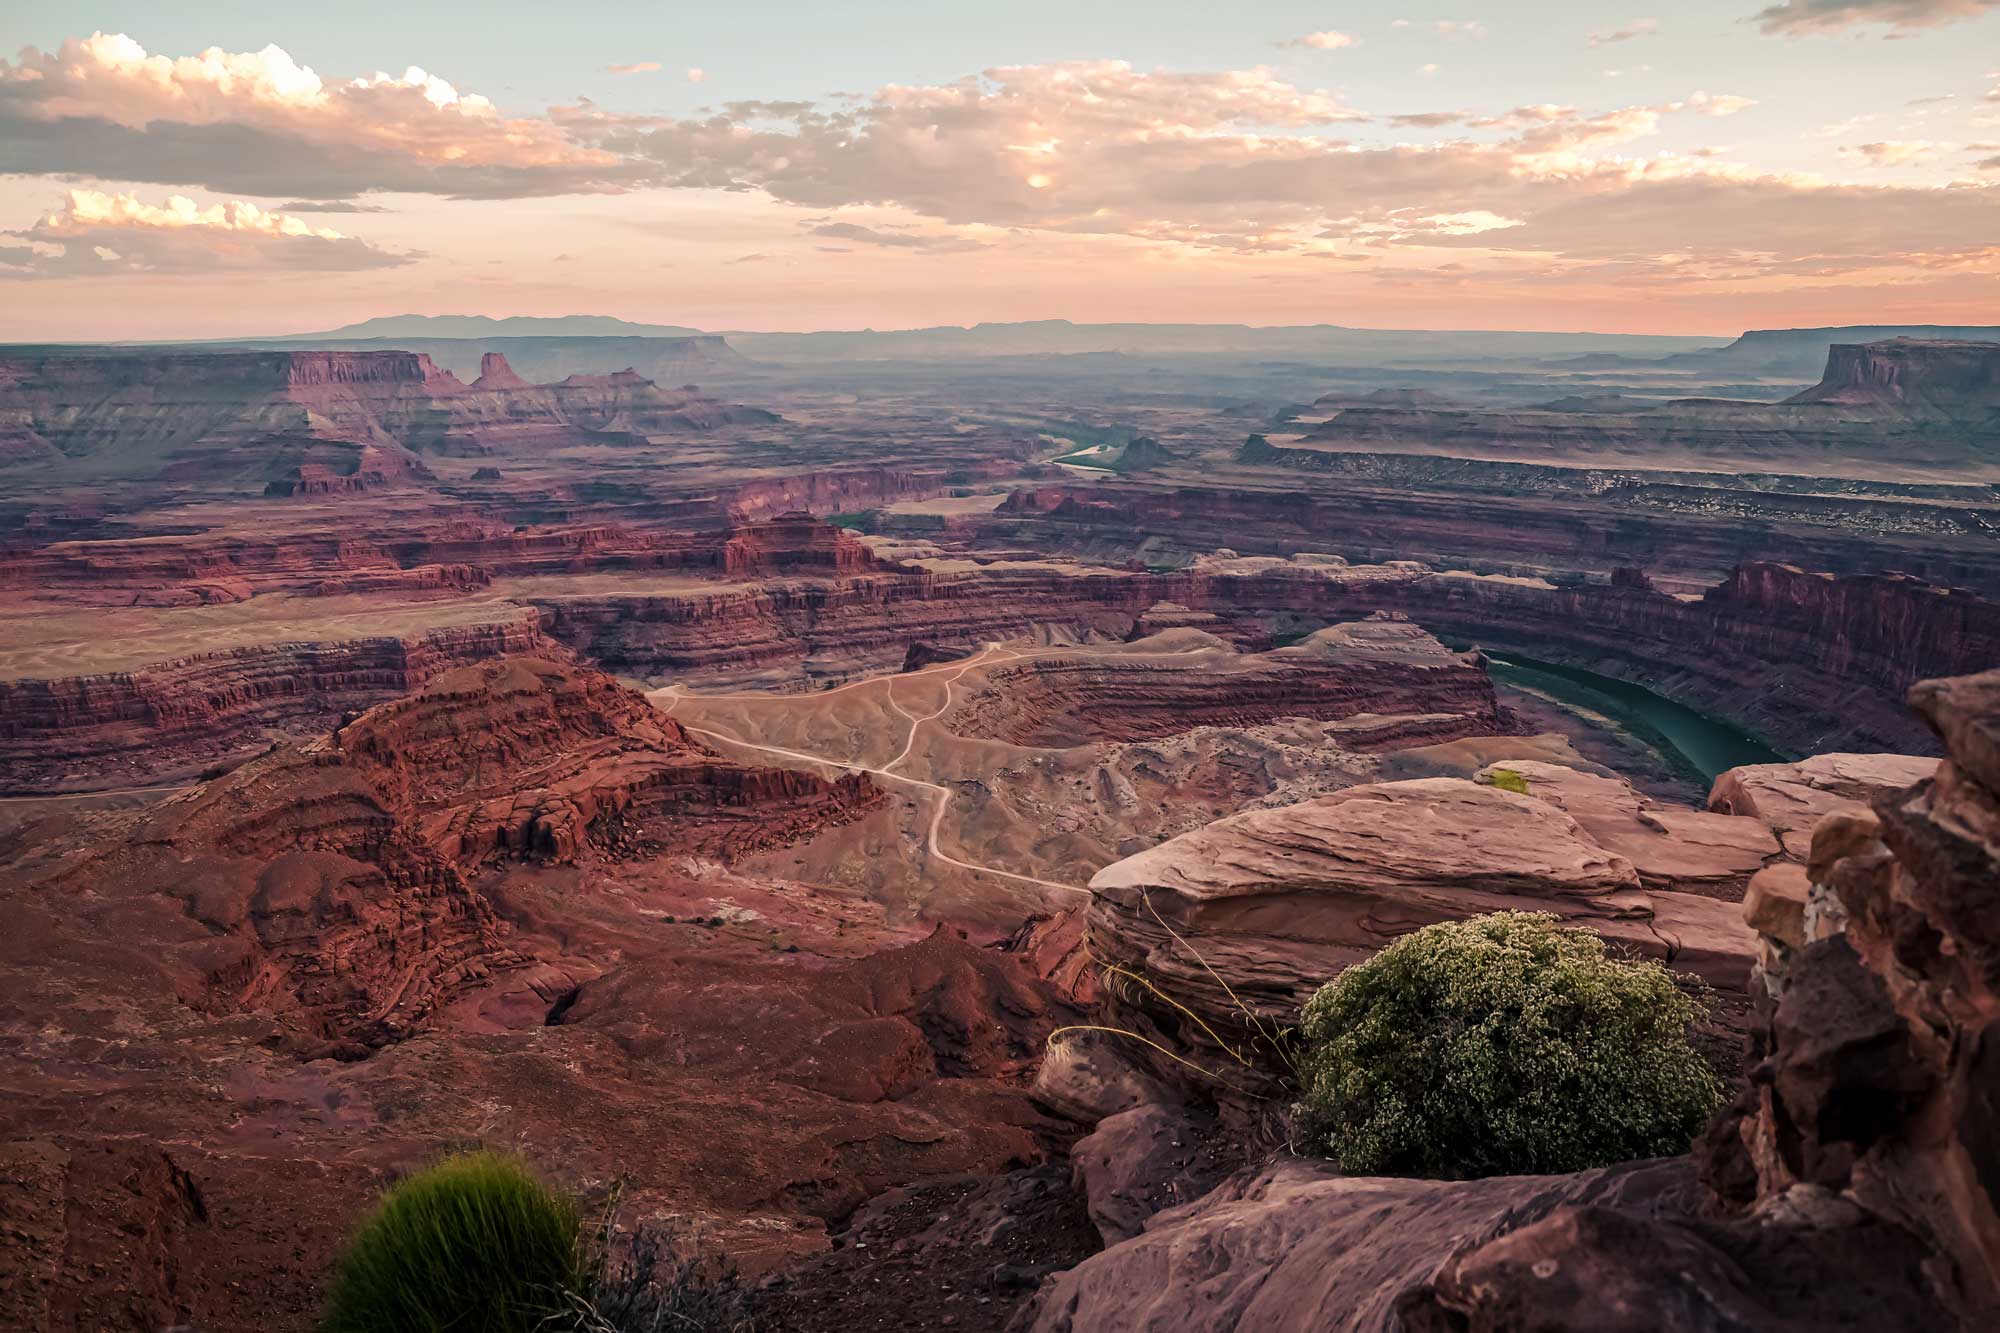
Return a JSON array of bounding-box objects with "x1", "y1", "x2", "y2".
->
[
  {"x1": 19, "y1": 656, "x2": 878, "y2": 1046},
  {"x1": 0, "y1": 608, "x2": 554, "y2": 788},
  {"x1": 946, "y1": 618, "x2": 1504, "y2": 748}
]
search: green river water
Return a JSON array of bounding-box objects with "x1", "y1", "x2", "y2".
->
[{"x1": 1482, "y1": 652, "x2": 1785, "y2": 785}]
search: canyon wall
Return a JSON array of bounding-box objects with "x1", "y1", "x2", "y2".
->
[
  {"x1": 0, "y1": 610, "x2": 554, "y2": 788},
  {"x1": 532, "y1": 555, "x2": 1994, "y2": 754},
  {"x1": 989, "y1": 480, "x2": 2000, "y2": 594}
]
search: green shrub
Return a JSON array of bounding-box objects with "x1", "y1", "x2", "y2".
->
[
  {"x1": 1485, "y1": 767, "x2": 1531, "y2": 795},
  {"x1": 1295, "y1": 912, "x2": 1723, "y2": 1178},
  {"x1": 321, "y1": 1150, "x2": 585, "y2": 1333}
]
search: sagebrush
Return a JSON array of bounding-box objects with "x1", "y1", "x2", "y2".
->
[{"x1": 1295, "y1": 911, "x2": 1723, "y2": 1178}]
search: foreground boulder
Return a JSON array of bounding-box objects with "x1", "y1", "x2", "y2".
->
[
  {"x1": 1709, "y1": 752, "x2": 1939, "y2": 858},
  {"x1": 1084, "y1": 772, "x2": 1757, "y2": 1083}
]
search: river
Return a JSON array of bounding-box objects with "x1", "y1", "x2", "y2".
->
[{"x1": 1482, "y1": 652, "x2": 1785, "y2": 785}]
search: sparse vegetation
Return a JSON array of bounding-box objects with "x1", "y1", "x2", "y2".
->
[
  {"x1": 1485, "y1": 767, "x2": 1532, "y2": 795},
  {"x1": 563, "y1": 1223, "x2": 756, "y2": 1333},
  {"x1": 323, "y1": 1155, "x2": 758, "y2": 1333},
  {"x1": 1295, "y1": 912, "x2": 1723, "y2": 1178},
  {"x1": 320, "y1": 1150, "x2": 585, "y2": 1333}
]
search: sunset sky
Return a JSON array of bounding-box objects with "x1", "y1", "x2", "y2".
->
[{"x1": 2, "y1": 1, "x2": 1997, "y2": 339}]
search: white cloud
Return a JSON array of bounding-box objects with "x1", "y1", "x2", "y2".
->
[
  {"x1": 1590, "y1": 18, "x2": 1662, "y2": 45},
  {"x1": 0, "y1": 32, "x2": 630, "y2": 198},
  {"x1": 1839, "y1": 138, "x2": 1944, "y2": 164},
  {"x1": 1280, "y1": 31, "x2": 1360, "y2": 50},
  {"x1": 1753, "y1": 1, "x2": 1998, "y2": 35},
  {"x1": 1686, "y1": 91, "x2": 1758, "y2": 116},
  {"x1": 607, "y1": 61, "x2": 662, "y2": 75},
  {"x1": 0, "y1": 188, "x2": 411, "y2": 277},
  {"x1": 805, "y1": 221, "x2": 988, "y2": 251},
  {"x1": 687, "y1": 67, "x2": 707, "y2": 83}
]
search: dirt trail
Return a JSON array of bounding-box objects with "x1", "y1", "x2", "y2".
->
[{"x1": 656, "y1": 644, "x2": 1089, "y2": 898}]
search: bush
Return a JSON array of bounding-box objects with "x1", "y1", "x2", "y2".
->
[
  {"x1": 321, "y1": 1150, "x2": 585, "y2": 1333},
  {"x1": 1485, "y1": 767, "x2": 1531, "y2": 795},
  {"x1": 1295, "y1": 912, "x2": 1723, "y2": 1178},
  {"x1": 567, "y1": 1224, "x2": 755, "y2": 1332}
]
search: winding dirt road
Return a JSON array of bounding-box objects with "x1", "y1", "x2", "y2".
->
[{"x1": 653, "y1": 644, "x2": 1089, "y2": 898}]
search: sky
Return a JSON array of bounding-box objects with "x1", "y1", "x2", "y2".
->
[{"x1": 1, "y1": 1, "x2": 1997, "y2": 339}]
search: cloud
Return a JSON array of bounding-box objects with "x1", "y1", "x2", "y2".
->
[
  {"x1": 0, "y1": 188, "x2": 412, "y2": 278},
  {"x1": 274, "y1": 199, "x2": 390, "y2": 212},
  {"x1": 1432, "y1": 20, "x2": 1490, "y2": 38},
  {"x1": 1840, "y1": 138, "x2": 1943, "y2": 164},
  {"x1": 1752, "y1": 1, "x2": 1998, "y2": 35},
  {"x1": 0, "y1": 31, "x2": 632, "y2": 199},
  {"x1": 1390, "y1": 110, "x2": 1470, "y2": 128},
  {"x1": 1686, "y1": 91, "x2": 1758, "y2": 116},
  {"x1": 606, "y1": 61, "x2": 661, "y2": 75},
  {"x1": 1280, "y1": 31, "x2": 1359, "y2": 50},
  {"x1": 688, "y1": 68, "x2": 707, "y2": 83},
  {"x1": 560, "y1": 58, "x2": 1373, "y2": 249},
  {"x1": 550, "y1": 67, "x2": 1993, "y2": 283},
  {"x1": 2, "y1": 35, "x2": 1990, "y2": 300},
  {"x1": 1589, "y1": 18, "x2": 1661, "y2": 45},
  {"x1": 805, "y1": 221, "x2": 988, "y2": 251}
]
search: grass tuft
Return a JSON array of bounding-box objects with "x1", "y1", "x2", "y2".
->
[{"x1": 320, "y1": 1150, "x2": 585, "y2": 1333}]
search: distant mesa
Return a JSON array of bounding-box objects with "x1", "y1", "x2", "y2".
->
[
  {"x1": 1311, "y1": 387, "x2": 1463, "y2": 410},
  {"x1": 1783, "y1": 338, "x2": 2000, "y2": 418},
  {"x1": 1265, "y1": 337, "x2": 2000, "y2": 473},
  {"x1": 471, "y1": 351, "x2": 530, "y2": 391},
  {"x1": 0, "y1": 346, "x2": 778, "y2": 489},
  {"x1": 1108, "y1": 436, "x2": 1180, "y2": 472}
]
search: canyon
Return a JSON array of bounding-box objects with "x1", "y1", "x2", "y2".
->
[{"x1": 0, "y1": 323, "x2": 1995, "y2": 1330}]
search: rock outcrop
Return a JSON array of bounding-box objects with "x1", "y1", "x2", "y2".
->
[
  {"x1": 1709, "y1": 751, "x2": 1940, "y2": 858},
  {"x1": 1710, "y1": 667, "x2": 2000, "y2": 1315},
  {"x1": 1024, "y1": 1156, "x2": 1942, "y2": 1333},
  {"x1": 1083, "y1": 772, "x2": 1759, "y2": 1084},
  {"x1": 23, "y1": 657, "x2": 877, "y2": 1047},
  {"x1": 946, "y1": 618, "x2": 1505, "y2": 748},
  {"x1": 0, "y1": 608, "x2": 556, "y2": 788},
  {"x1": 1785, "y1": 338, "x2": 2000, "y2": 419},
  {"x1": 1025, "y1": 666, "x2": 2000, "y2": 1331},
  {"x1": 340, "y1": 656, "x2": 881, "y2": 863}
]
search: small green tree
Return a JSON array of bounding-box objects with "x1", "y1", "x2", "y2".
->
[
  {"x1": 321, "y1": 1150, "x2": 586, "y2": 1333},
  {"x1": 1295, "y1": 912, "x2": 1723, "y2": 1178},
  {"x1": 1485, "y1": 767, "x2": 1531, "y2": 795}
]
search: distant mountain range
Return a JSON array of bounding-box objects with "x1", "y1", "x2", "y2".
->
[
  {"x1": 242, "y1": 316, "x2": 1999, "y2": 379},
  {"x1": 271, "y1": 314, "x2": 705, "y2": 341}
]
